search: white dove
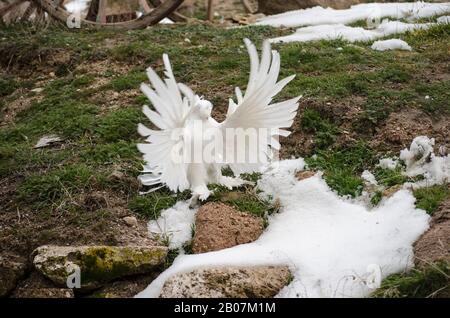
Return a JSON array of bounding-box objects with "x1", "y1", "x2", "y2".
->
[{"x1": 137, "y1": 38, "x2": 301, "y2": 204}]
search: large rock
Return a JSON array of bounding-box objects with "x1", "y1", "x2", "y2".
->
[
  {"x1": 258, "y1": 0, "x2": 363, "y2": 15},
  {"x1": 414, "y1": 199, "x2": 450, "y2": 266},
  {"x1": 192, "y1": 202, "x2": 264, "y2": 254},
  {"x1": 0, "y1": 254, "x2": 28, "y2": 297},
  {"x1": 32, "y1": 245, "x2": 167, "y2": 289},
  {"x1": 160, "y1": 266, "x2": 292, "y2": 298}
]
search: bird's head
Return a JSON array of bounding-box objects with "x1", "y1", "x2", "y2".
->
[{"x1": 192, "y1": 98, "x2": 213, "y2": 120}]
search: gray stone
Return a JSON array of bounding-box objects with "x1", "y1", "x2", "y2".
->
[
  {"x1": 32, "y1": 245, "x2": 167, "y2": 289},
  {"x1": 160, "y1": 266, "x2": 292, "y2": 298},
  {"x1": 123, "y1": 216, "x2": 138, "y2": 227}
]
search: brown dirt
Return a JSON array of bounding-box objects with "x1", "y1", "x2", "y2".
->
[
  {"x1": 192, "y1": 202, "x2": 264, "y2": 254},
  {"x1": 296, "y1": 170, "x2": 317, "y2": 181},
  {"x1": 11, "y1": 271, "x2": 73, "y2": 298},
  {"x1": 371, "y1": 108, "x2": 449, "y2": 153},
  {"x1": 414, "y1": 198, "x2": 450, "y2": 267},
  {"x1": 0, "y1": 88, "x2": 43, "y2": 126}
]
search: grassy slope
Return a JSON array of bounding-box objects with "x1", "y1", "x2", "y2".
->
[{"x1": 0, "y1": 20, "x2": 449, "y2": 296}]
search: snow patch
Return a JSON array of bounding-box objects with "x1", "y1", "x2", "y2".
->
[
  {"x1": 371, "y1": 39, "x2": 412, "y2": 51},
  {"x1": 270, "y1": 20, "x2": 431, "y2": 44},
  {"x1": 256, "y1": 2, "x2": 450, "y2": 28},
  {"x1": 378, "y1": 158, "x2": 399, "y2": 170},
  {"x1": 137, "y1": 158, "x2": 429, "y2": 298},
  {"x1": 437, "y1": 15, "x2": 450, "y2": 23},
  {"x1": 256, "y1": 2, "x2": 450, "y2": 44},
  {"x1": 148, "y1": 201, "x2": 197, "y2": 249},
  {"x1": 362, "y1": 170, "x2": 378, "y2": 186},
  {"x1": 400, "y1": 136, "x2": 450, "y2": 188}
]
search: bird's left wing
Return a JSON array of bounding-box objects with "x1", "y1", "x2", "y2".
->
[
  {"x1": 219, "y1": 39, "x2": 301, "y2": 175},
  {"x1": 137, "y1": 54, "x2": 195, "y2": 193}
]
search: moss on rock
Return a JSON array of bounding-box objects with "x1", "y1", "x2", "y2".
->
[{"x1": 33, "y1": 245, "x2": 167, "y2": 290}]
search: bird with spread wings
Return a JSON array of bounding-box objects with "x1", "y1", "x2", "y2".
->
[{"x1": 137, "y1": 39, "x2": 301, "y2": 204}]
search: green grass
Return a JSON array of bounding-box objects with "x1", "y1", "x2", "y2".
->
[
  {"x1": 208, "y1": 184, "x2": 274, "y2": 219},
  {"x1": 372, "y1": 261, "x2": 450, "y2": 298},
  {"x1": 414, "y1": 185, "x2": 450, "y2": 215},
  {"x1": 128, "y1": 190, "x2": 190, "y2": 219},
  {"x1": 0, "y1": 77, "x2": 17, "y2": 97},
  {"x1": 109, "y1": 70, "x2": 147, "y2": 92},
  {"x1": 373, "y1": 165, "x2": 408, "y2": 187},
  {"x1": 301, "y1": 108, "x2": 339, "y2": 150},
  {"x1": 306, "y1": 142, "x2": 377, "y2": 197},
  {"x1": 96, "y1": 107, "x2": 143, "y2": 142},
  {"x1": 18, "y1": 164, "x2": 98, "y2": 204}
]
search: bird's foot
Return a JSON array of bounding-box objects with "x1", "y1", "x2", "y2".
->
[
  {"x1": 190, "y1": 186, "x2": 212, "y2": 208},
  {"x1": 219, "y1": 176, "x2": 255, "y2": 190}
]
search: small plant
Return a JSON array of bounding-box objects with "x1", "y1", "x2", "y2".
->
[
  {"x1": 373, "y1": 166, "x2": 408, "y2": 187},
  {"x1": 109, "y1": 70, "x2": 147, "y2": 92},
  {"x1": 301, "y1": 109, "x2": 339, "y2": 150},
  {"x1": 371, "y1": 261, "x2": 450, "y2": 298},
  {"x1": 370, "y1": 191, "x2": 383, "y2": 206},
  {"x1": 306, "y1": 142, "x2": 376, "y2": 197},
  {"x1": 0, "y1": 77, "x2": 17, "y2": 97},
  {"x1": 414, "y1": 185, "x2": 449, "y2": 215},
  {"x1": 128, "y1": 192, "x2": 177, "y2": 220}
]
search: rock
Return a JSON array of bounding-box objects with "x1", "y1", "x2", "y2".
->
[
  {"x1": 296, "y1": 170, "x2": 316, "y2": 181},
  {"x1": 0, "y1": 254, "x2": 28, "y2": 297},
  {"x1": 33, "y1": 135, "x2": 62, "y2": 149},
  {"x1": 12, "y1": 288, "x2": 74, "y2": 298},
  {"x1": 33, "y1": 245, "x2": 168, "y2": 289},
  {"x1": 160, "y1": 266, "x2": 292, "y2": 298},
  {"x1": 414, "y1": 199, "x2": 450, "y2": 266},
  {"x1": 382, "y1": 184, "x2": 403, "y2": 198},
  {"x1": 192, "y1": 202, "x2": 264, "y2": 254},
  {"x1": 31, "y1": 87, "x2": 44, "y2": 93},
  {"x1": 258, "y1": 0, "x2": 362, "y2": 15},
  {"x1": 123, "y1": 216, "x2": 138, "y2": 227}
]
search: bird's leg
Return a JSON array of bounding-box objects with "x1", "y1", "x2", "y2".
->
[
  {"x1": 193, "y1": 185, "x2": 212, "y2": 201},
  {"x1": 188, "y1": 163, "x2": 212, "y2": 207}
]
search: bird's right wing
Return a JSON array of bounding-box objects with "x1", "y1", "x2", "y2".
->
[
  {"x1": 219, "y1": 39, "x2": 301, "y2": 175},
  {"x1": 137, "y1": 54, "x2": 196, "y2": 193}
]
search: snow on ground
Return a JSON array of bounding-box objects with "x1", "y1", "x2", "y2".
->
[
  {"x1": 137, "y1": 158, "x2": 430, "y2": 298},
  {"x1": 256, "y1": 2, "x2": 450, "y2": 28},
  {"x1": 437, "y1": 15, "x2": 450, "y2": 23},
  {"x1": 148, "y1": 201, "x2": 197, "y2": 249},
  {"x1": 361, "y1": 170, "x2": 378, "y2": 185},
  {"x1": 378, "y1": 158, "x2": 399, "y2": 170},
  {"x1": 255, "y1": 2, "x2": 450, "y2": 45},
  {"x1": 375, "y1": 136, "x2": 449, "y2": 190},
  {"x1": 270, "y1": 20, "x2": 430, "y2": 44},
  {"x1": 371, "y1": 39, "x2": 412, "y2": 51},
  {"x1": 400, "y1": 136, "x2": 450, "y2": 188}
]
